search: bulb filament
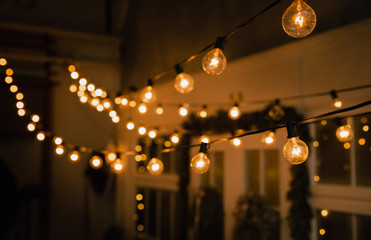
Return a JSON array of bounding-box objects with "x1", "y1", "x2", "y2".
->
[{"x1": 295, "y1": 15, "x2": 304, "y2": 27}]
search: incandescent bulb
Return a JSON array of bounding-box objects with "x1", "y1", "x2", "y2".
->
[
  {"x1": 138, "y1": 103, "x2": 148, "y2": 114},
  {"x1": 53, "y1": 137, "x2": 63, "y2": 145},
  {"x1": 69, "y1": 150, "x2": 80, "y2": 162},
  {"x1": 147, "y1": 158, "x2": 164, "y2": 176},
  {"x1": 171, "y1": 132, "x2": 180, "y2": 145},
  {"x1": 262, "y1": 131, "x2": 276, "y2": 145},
  {"x1": 228, "y1": 104, "x2": 241, "y2": 120},
  {"x1": 190, "y1": 143, "x2": 210, "y2": 174},
  {"x1": 121, "y1": 97, "x2": 129, "y2": 106},
  {"x1": 178, "y1": 104, "x2": 189, "y2": 117},
  {"x1": 198, "y1": 105, "x2": 208, "y2": 118},
  {"x1": 105, "y1": 152, "x2": 117, "y2": 164},
  {"x1": 283, "y1": 137, "x2": 309, "y2": 164},
  {"x1": 126, "y1": 120, "x2": 135, "y2": 130},
  {"x1": 336, "y1": 124, "x2": 353, "y2": 142},
  {"x1": 200, "y1": 135, "x2": 210, "y2": 144},
  {"x1": 333, "y1": 99, "x2": 342, "y2": 108},
  {"x1": 330, "y1": 90, "x2": 342, "y2": 109},
  {"x1": 202, "y1": 37, "x2": 227, "y2": 75},
  {"x1": 55, "y1": 145, "x2": 64, "y2": 155},
  {"x1": 36, "y1": 131, "x2": 46, "y2": 141},
  {"x1": 102, "y1": 99, "x2": 112, "y2": 110},
  {"x1": 112, "y1": 158, "x2": 125, "y2": 174},
  {"x1": 155, "y1": 104, "x2": 164, "y2": 115},
  {"x1": 148, "y1": 129, "x2": 158, "y2": 139},
  {"x1": 268, "y1": 100, "x2": 285, "y2": 121},
  {"x1": 174, "y1": 65, "x2": 194, "y2": 94},
  {"x1": 90, "y1": 155, "x2": 103, "y2": 169},
  {"x1": 231, "y1": 138, "x2": 242, "y2": 147},
  {"x1": 282, "y1": 0, "x2": 317, "y2": 38},
  {"x1": 27, "y1": 123, "x2": 36, "y2": 132},
  {"x1": 140, "y1": 80, "x2": 157, "y2": 103},
  {"x1": 138, "y1": 126, "x2": 147, "y2": 135}
]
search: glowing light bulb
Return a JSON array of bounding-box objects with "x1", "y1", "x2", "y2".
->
[
  {"x1": 138, "y1": 126, "x2": 147, "y2": 135},
  {"x1": 16, "y1": 93, "x2": 24, "y2": 100},
  {"x1": 112, "y1": 158, "x2": 125, "y2": 174},
  {"x1": 68, "y1": 65, "x2": 76, "y2": 72},
  {"x1": 105, "y1": 152, "x2": 117, "y2": 164},
  {"x1": 53, "y1": 137, "x2": 63, "y2": 145},
  {"x1": 148, "y1": 129, "x2": 158, "y2": 139},
  {"x1": 228, "y1": 104, "x2": 240, "y2": 120},
  {"x1": 90, "y1": 155, "x2": 103, "y2": 169},
  {"x1": 147, "y1": 158, "x2": 164, "y2": 176},
  {"x1": 129, "y1": 99, "x2": 137, "y2": 108},
  {"x1": 114, "y1": 96, "x2": 122, "y2": 105},
  {"x1": 282, "y1": 0, "x2": 317, "y2": 38},
  {"x1": 90, "y1": 98, "x2": 100, "y2": 107},
  {"x1": 87, "y1": 83, "x2": 95, "y2": 91},
  {"x1": 190, "y1": 143, "x2": 210, "y2": 174},
  {"x1": 174, "y1": 65, "x2": 194, "y2": 94},
  {"x1": 178, "y1": 104, "x2": 189, "y2": 117},
  {"x1": 96, "y1": 104, "x2": 104, "y2": 112},
  {"x1": 231, "y1": 138, "x2": 242, "y2": 147},
  {"x1": 6, "y1": 68, "x2": 13, "y2": 76},
  {"x1": 102, "y1": 99, "x2": 112, "y2": 110},
  {"x1": 18, "y1": 109, "x2": 26, "y2": 116},
  {"x1": 79, "y1": 78, "x2": 87, "y2": 86},
  {"x1": 138, "y1": 103, "x2": 148, "y2": 114},
  {"x1": 27, "y1": 123, "x2": 36, "y2": 132},
  {"x1": 31, "y1": 114, "x2": 40, "y2": 123},
  {"x1": 140, "y1": 79, "x2": 157, "y2": 103},
  {"x1": 336, "y1": 124, "x2": 354, "y2": 142},
  {"x1": 55, "y1": 145, "x2": 64, "y2": 155},
  {"x1": 10, "y1": 85, "x2": 18, "y2": 93},
  {"x1": 69, "y1": 150, "x2": 80, "y2": 162},
  {"x1": 126, "y1": 120, "x2": 135, "y2": 130},
  {"x1": 198, "y1": 105, "x2": 208, "y2": 118},
  {"x1": 321, "y1": 209, "x2": 329, "y2": 217},
  {"x1": 155, "y1": 104, "x2": 164, "y2": 115},
  {"x1": 0, "y1": 58, "x2": 7, "y2": 66},
  {"x1": 80, "y1": 95, "x2": 89, "y2": 103},
  {"x1": 71, "y1": 71, "x2": 79, "y2": 79},
  {"x1": 283, "y1": 122, "x2": 309, "y2": 164},
  {"x1": 36, "y1": 131, "x2": 46, "y2": 141},
  {"x1": 171, "y1": 132, "x2": 180, "y2": 145},
  {"x1": 16, "y1": 101, "x2": 24, "y2": 109},
  {"x1": 109, "y1": 110, "x2": 117, "y2": 118},
  {"x1": 120, "y1": 97, "x2": 128, "y2": 106},
  {"x1": 95, "y1": 88, "x2": 103, "y2": 97},
  {"x1": 101, "y1": 91, "x2": 108, "y2": 98},
  {"x1": 202, "y1": 37, "x2": 227, "y2": 75},
  {"x1": 5, "y1": 76, "x2": 13, "y2": 84},
  {"x1": 262, "y1": 131, "x2": 276, "y2": 145},
  {"x1": 200, "y1": 135, "x2": 210, "y2": 144},
  {"x1": 69, "y1": 84, "x2": 78, "y2": 93},
  {"x1": 268, "y1": 100, "x2": 285, "y2": 121},
  {"x1": 112, "y1": 116, "x2": 120, "y2": 123},
  {"x1": 330, "y1": 90, "x2": 342, "y2": 108}
]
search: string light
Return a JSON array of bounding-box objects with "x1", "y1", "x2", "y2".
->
[
  {"x1": 147, "y1": 158, "x2": 164, "y2": 175},
  {"x1": 87, "y1": 83, "x2": 95, "y2": 92},
  {"x1": 105, "y1": 152, "x2": 117, "y2": 164},
  {"x1": 268, "y1": 99, "x2": 285, "y2": 121},
  {"x1": 80, "y1": 95, "x2": 89, "y2": 103},
  {"x1": 126, "y1": 120, "x2": 135, "y2": 130},
  {"x1": 55, "y1": 145, "x2": 65, "y2": 155},
  {"x1": 109, "y1": 110, "x2": 117, "y2": 118},
  {"x1": 69, "y1": 84, "x2": 78, "y2": 93},
  {"x1": 18, "y1": 109, "x2": 26, "y2": 116},
  {"x1": 198, "y1": 105, "x2": 208, "y2": 118},
  {"x1": 0, "y1": 58, "x2": 7, "y2": 66},
  {"x1": 140, "y1": 79, "x2": 157, "y2": 103},
  {"x1": 231, "y1": 138, "x2": 242, "y2": 147},
  {"x1": 155, "y1": 103, "x2": 164, "y2": 115},
  {"x1": 138, "y1": 125, "x2": 147, "y2": 135},
  {"x1": 6, "y1": 68, "x2": 13, "y2": 76},
  {"x1": 330, "y1": 90, "x2": 343, "y2": 108},
  {"x1": 90, "y1": 98, "x2": 100, "y2": 107},
  {"x1": 228, "y1": 103, "x2": 241, "y2": 120},
  {"x1": 90, "y1": 155, "x2": 103, "y2": 169},
  {"x1": 68, "y1": 65, "x2": 76, "y2": 72},
  {"x1": 262, "y1": 131, "x2": 276, "y2": 145},
  {"x1": 16, "y1": 101, "x2": 24, "y2": 109},
  {"x1": 31, "y1": 114, "x2": 40, "y2": 123},
  {"x1": 112, "y1": 153, "x2": 125, "y2": 174},
  {"x1": 53, "y1": 136, "x2": 63, "y2": 145},
  {"x1": 129, "y1": 99, "x2": 137, "y2": 108},
  {"x1": 70, "y1": 71, "x2": 79, "y2": 79},
  {"x1": 5, "y1": 76, "x2": 13, "y2": 84},
  {"x1": 283, "y1": 122, "x2": 309, "y2": 164},
  {"x1": 170, "y1": 131, "x2": 181, "y2": 145},
  {"x1": 102, "y1": 98, "x2": 112, "y2": 110},
  {"x1": 200, "y1": 135, "x2": 210, "y2": 144},
  {"x1": 79, "y1": 78, "x2": 87, "y2": 86},
  {"x1": 190, "y1": 142, "x2": 210, "y2": 174},
  {"x1": 96, "y1": 104, "x2": 104, "y2": 112},
  {"x1": 178, "y1": 104, "x2": 189, "y2": 117},
  {"x1": 112, "y1": 116, "x2": 120, "y2": 123},
  {"x1": 202, "y1": 36, "x2": 227, "y2": 75},
  {"x1": 148, "y1": 129, "x2": 158, "y2": 139},
  {"x1": 10, "y1": 85, "x2": 18, "y2": 93},
  {"x1": 336, "y1": 123, "x2": 354, "y2": 142},
  {"x1": 95, "y1": 88, "x2": 103, "y2": 97},
  {"x1": 282, "y1": 0, "x2": 316, "y2": 38},
  {"x1": 16, "y1": 93, "x2": 24, "y2": 100},
  {"x1": 174, "y1": 65, "x2": 194, "y2": 94},
  {"x1": 27, "y1": 123, "x2": 36, "y2": 132},
  {"x1": 36, "y1": 131, "x2": 46, "y2": 141},
  {"x1": 138, "y1": 102, "x2": 148, "y2": 114},
  {"x1": 68, "y1": 149, "x2": 81, "y2": 162}
]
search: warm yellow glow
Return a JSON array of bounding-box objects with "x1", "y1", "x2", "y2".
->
[
  {"x1": 16, "y1": 92, "x2": 24, "y2": 100},
  {"x1": 90, "y1": 155, "x2": 103, "y2": 169},
  {"x1": 313, "y1": 141, "x2": 319, "y2": 147},
  {"x1": 135, "y1": 145, "x2": 142, "y2": 152},
  {"x1": 321, "y1": 209, "x2": 329, "y2": 217},
  {"x1": 231, "y1": 138, "x2": 242, "y2": 147},
  {"x1": 79, "y1": 85, "x2": 86, "y2": 92},
  {"x1": 202, "y1": 48, "x2": 227, "y2": 75},
  {"x1": 112, "y1": 159, "x2": 125, "y2": 174},
  {"x1": 55, "y1": 145, "x2": 64, "y2": 155},
  {"x1": 136, "y1": 194, "x2": 143, "y2": 201},
  {"x1": 10, "y1": 85, "x2": 18, "y2": 93},
  {"x1": 96, "y1": 104, "x2": 104, "y2": 112},
  {"x1": 164, "y1": 141, "x2": 172, "y2": 148},
  {"x1": 121, "y1": 97, "x2": 129, "y2": 106},
  {"x1": 190, "y1": 152, "x2": 210, "y2": 174},
  {"x1": 70, "y1": 71, "x2": 79, "y2": 79},
  {"x1": 361, "y1": 117, "x2": 368, "y2": 124},
  {"x1": 171, "y1": 133, "x2": 180, "y2": 144},
  {"x1": 137, "y1": 224, "x2": 144, "y2": 232},
  {"x1": 148, "y1": 129, "x2": 158, "y2": 139},
  {"x1": 321, "y1": 120, "x2": 327, "y2": 126},
  {"x1": 138, "y1": 126, "x2": 147, "y2": 135},
  {"x1": 336, "y1": 125, "x2": 354, "y2": 142},
  {"x1": 262, "y1": 131, "x2": 276, "y2": 145},
  {"x1": 0, "y1": 58, "x2": 7, "y2": 66},
  {"x1": 102, "y1": 99, "x2": 112, "y2": 109},
  {"x1": 283, "y1": 137, "x2": 309, "y2": 164},
  {"x1": 344, "y1": 142, "x2": 351, "y2": 149},
  {"x1": 18, "y1": 109, "x2": 26, "y2": 116},
  {"x1": 80, "y1": 95, "x2": 89, "y2": 103},
  {"x1": 319, "y1": 229, "x2": 326, "y2": 236},
  {"x1": 87, "y1": 83, "x2": 95, "y2": 91},
  {"x1": 6, "y1": 68, "x2": 13, "y2": 76},
  {"x1": 95, "y1": 88, "x2": 103, "y2": 97},
  {"x1": 135, "y1": 155, "x2": 142, "y2": 162},
  {"x1": 126, "y1": 121, "x2": 135, "y2": 130},
  {"x1": 90, "y1": 98, "x2": 100, "y2": 107},
  {"x1": 79, "y1": 78, "x2": 87, "y2": 86},
  {"x1": 178, "y1": 106, "x2": 188, "y2": 117},
  {"x1": 69, "y1": 150, "x2": 80, "y2": 162},
  {"x1": 5, "y1": 76, "x2": 13, "y2": 84},
  {"x1": 228, "y1": 105, "x2": 241, "y2": 120},
  {"x1": 155, "y1": 105, "x2": 164, "y2": 115},
  {"x1": 36, "y1": 131, "x2": 46, "y2": 141},
  {"x1": 147, "y1": 158, "x2": 164, "y2": 175},
  {"x1": 129, "y1": 100, "x2": 137, "y2": 108},
  {"x1": 333, "y1": 99, "x2": 343, "y2": 108},
  {"x1": 53, "y1": 137, "x2": 63, "y2": 145},
  {"x1": 314, "y1": 175, "x2": 320, "y2": 182},
  {"x1": 198, "y1": 108, "x2": 208, "y2": 118},
  {"x1": 363, "y1": 125, "x2": 369, "y2": 132},
  {"x1": 112, "y1": 116, "x2": 120, "y2": 123},
  {"x1": 16, "y1": 101, "x2": 24, "y2": 109},
  {"x1": 141, "y1": 154, "x2": 147, "y2": 161},
  {"x1": 174, "y1": 73, "x2": 194, "y2": 94},
  {"x1": 114, "y1": 96, "x2": 122, "y2": 105},
  {"x1": 200, "y1": 135, "x2": 210, "y2": 144},
  {"x1": 109, "y1": 110, "x2": 117, "y2": 118},
  {"x1": 138, "y1": 103, "x2": 147, "y2": 114},
  {"x1": 68, "y1": 65, "x2": 76, "y2": 72},
  {"x1": 27, "y1": 123, "x2": 36, "y2": 132},
  {"x1": 282, "y1": 0, "x2": 317, "y2": 38},
  {"x1": 106, "y1": 152, "x2": 117, "y2": 164},
  {"x1": 69, "y1": 84, "x2": 78, "y2": 93},
  {"x1": 358, "y1": 138, "x2": 366, "y2": 146},
  {"x1": 101, "y1": 91, "x2": 107, "y2": 98},
  {"x1": 140, "y1": 85, "x2": 157, "y2": 103}
]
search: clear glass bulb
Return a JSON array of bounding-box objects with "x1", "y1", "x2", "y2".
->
[
  {"x1": 54, "y1": 136, "x2": 63, "y2": 145},
  {"x1": 228, "y1": 106, "x2": 241, "y2": 120},
  {"x1": 231, "y1": 138, "x2": 242, "y2": 147},
  {"x1": 282, "y1": 0, "x2": 317, "y2": 38},
  {"x1": 178, "y1": 105, "x2": 189, "y2": 117},
  {"x1": 36, "y1": 131, "x2": 46, "y2": 141},
  {"x1": 148, "y1": 129, "x2": 158, "y2": 139},
  {"x1": 55, "y1": 145, "x2": 64, "y2": 155},
  {"x1": 126, "y1": 120, "x2": 135, "y2": 130},
  {"x1": 105, "y1": 152, "x2": 116, "y2": 164},
  {"x1": 112, "y1": 158, "x2": 125, "y2": 174},
  {"x1": 138, "y1": 126, "x2": 147, "y2": 135},
  {"x1": 200, "y1": 135, "x2": 210, "y2": 143},
  {"x1": 69, "y1": 150, "x2": 80, "y2": 162},
  {"x1": 283, "y1": 137, "x2": 309, "y2": 164},
  {"x1": 171, "y1": 132, "x2": 180, "y2": 144},
  {"x1": 333, "y1": 99, "x2": 343, "y2": 108},
  {"x1": 138, "y1": 103, "x2": 148, "y2": 114},
  {"x1": 262, "y1": 131, "x2": 276, "y2": 145},
  {"x1": 174, "y1": 73, "x2": 194, "y2": 94},
  {"x1": 202, "y1": 48, "x2": 227, "y2": 75},
  {"x1": 268, "y1": 105, "x2": 285, "y2": 121},
  {"x1": 90, "y1": 155, "x2": 103, "y2": 169},
  {"x1": 155, "y1": 104, "x2": 164, "y2": 115},
  {"x1": 147, "y1": 158, "x2": 164, "y2": 176},
  {"x1": 102, "y1": 99, "x2": 112, "y2": 110},
  {"x1": 336, "y1": 125, "x2": 354, "y2": 142},
  {"x1": 140, "y1": 85, "x2": 157, "y2": 103},
  {"x1": 190, "y1": 152, "x2": 210, "y2": 174}
]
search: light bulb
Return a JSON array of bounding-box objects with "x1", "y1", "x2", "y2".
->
[
  {"x1": 148, "y1": 129, "x2": 158, "y2": 139},
  {"x1": 114, "y1": 96, "x2": 122, "y2": 105},
  {"x1": 228, "y1": 104, "x2": 240, "y2": 120},
  {"x1": 129, "y1": 99, "x2": 137, "y2": 108},
  {"x1": 96, "y1": 104, "x2": 104, "y2": 112},
  {"x1": 174, "y1": 65, "x2": 194, "y2": 94},
  {"x1": 262, "y1": 131, "x2": 276, "y2": 145},
  {"x1": 16, "y1": 93, "x2": 24, "y2": 100},
  {"x1": 95, "y1": 88, "x2": 103, "y2": 97},
  {"x1": 27, "y1": 123, "x2": 36, "y2": 132},
  {"x1": 178, "y1": 104, "x2": 189, "y2": 117},
  {"x1": 138, "y1": 103, "x2": 148, "y2": 114},
  {"x1": 16, "y1": 101, "x2": 24, "y2": 109},
  {"x1": 69, "y1": 150, "x2": 80, "y2": 162},
  {"x1": 126, "y1": 120, "x2": 135, "y2": 130},
  {"x1": 283, "y1": 122, "x2": 309, "y2": 164},
  {"x1": 71, "y1": 71, "x2": 79, "y2": 79},
  {"x1": 202, "y1": 37, "x2": 227, "y2": 75},
  {"x1": 0, "y1": 58, "x2": 7, "y2": 66},
  {"x1": 268, "y1": 100, "x2": 285, "y2": 121},
  {"x1": 121, "y1": 97, "x2": 129, "y2": 106},
  {"x1": 53, "y1": 136, "x2": 63, "y2": 145},
  {"x1": 112, "y1": 158, "x2": 125, "y2": 174},
  {"x1": 102, "y1": 99, "x2": 112, "y2": 110},
  {"x1": 140, "y1": 79, "x2": 157, "y2": 103},
  {"x1": 90, "y1": 155, "x2": 103, "y2": 169},
  {"x1": 147, "y1": 158, "x2": 164, "y2": 176},
  {"x1": 90, "y1": 98, "x2": 100, "y2": 107},
  {"x1": 79, "y1": 78, "x2": 87, "y2": 86},
  {"x1": 105, "y1": 152, "x2": 117, "y2": 164},
  {"x1": 330, "y1": 90, "x2": 342, "y2": 108},
  {"x1": 87, "y1": 83, "x2": 95, "y2": 91},
  {"x1": 56, "y1": 145, "x2": 65, "y2": 155},
  {"x1": 6, "y1": 68, "x2": 13, "y2": 76},
  {"x1": 80, "y1": 95, "x2": 89, "y2": 103},
  {"x1": 171, "y1": 132, "x2": 180, "y2": 145},
  {"x1": 112, "y1": 116, "x2": 120, "y2": 123},
  {"x1": 109, "y1": 110, "x2": 117, "y2": 118},
  {"x1": 190, "y1": 143, "x2": 210, "y2": 174},
  {"x1": 69, "y1": 84, "x2": 78, "y2": 93},
  {"x1": 200, "y1": 135, "x2": 210, "y2": 144},
  {"x1": 336, "y1": 124, "x2": 354, "y2": 142},
  {"x1": 333, "y1": 99, "x2": 342, "y2": 108},
  {"x1": 138, "y1": 126, "x2": 147, "y2": 135},
  {"x1": 5, "y1": 76, "x2": 13, "y2": 84},
  {"x1": 282, "y1": 0, "x2": 317, "y2": 38},
  {"x1": 155, "y1": 104, "x2": 164, "y2": 115},
  {"x1": 31, "y1": 114, "x2": 40, "y2": 123},
  {"x1": 79, "y1": 85, "x2": 86, "y2": 92},
  {"x1": 18, "y1": 109, "x2": 26, "y2": 116},
  {"x1": 68, "y1": 65, "x2": 76, "y2": 72},
  {"x1": 10, "y1": 85, "x2": 18, "y2": 93},
  {"x1": 231, "y1": 138, "x2": 242, "y2": 147},
  {"x1": 36, "y1": 131, "x2": 46, "y2": 141},
  {"x1": 198, "y1": 105, "x2": 208, "y2": 118}
]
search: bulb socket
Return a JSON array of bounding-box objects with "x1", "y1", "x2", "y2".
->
[
  {"x1": 215, "y1": 36, "x2": 225, "y2": 50},
  {"x1": 274, "y1": 99, "x2": 280, "y2": 105},
  {"x1": 334, "y1": 117, "x2": 344, "y2": 127},
  {"x1": 199, "y1": 142, "x2": 208, "y2": 154},
  {"x1": 147, "y1": 79, "x2": 153, "y2": 87},
  {"x1": 329, "y1": 90, "x2": 338, "y2": 100},
  {"x1": 175, "y1": 64, "x2": 183, "y2": 74},
  {"x1": 286, "y1": 122, "x2": 299, "y2": 138}
]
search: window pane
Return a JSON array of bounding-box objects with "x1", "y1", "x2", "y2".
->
[
  {"x1": 316, "y1": 210, "x2": 352, "y2": 239},
  {"x1": 315, "y1": 120, "x2": 351, "y2": 185},
  {"x1": 264, "y1": 150, "x2": 279, "y2": 207},
  {"x1": 354, "y1": 114, "x2": 371, "y2": 187},
  {"x1": 357, "y1": 214, "x2": 371, "y2": 240},
  {"x1": 245, "y1": 150, "x2": 260, "y2": 195},
  {"x1": 214, "y1": 151, "x2": 224, "y2": 196}
]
